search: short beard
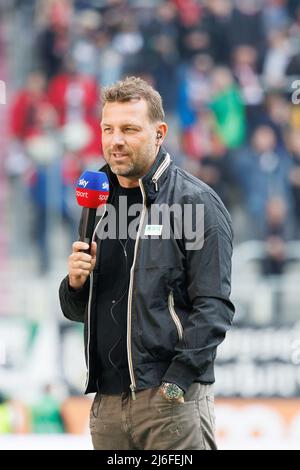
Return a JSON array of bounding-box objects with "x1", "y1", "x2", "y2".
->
[
  {"x1": 110, "y1": 160, "x2": 142, "y2": 178},
  {"x1": 108, "y1": 144, "x2": 156, "y2": 179}
]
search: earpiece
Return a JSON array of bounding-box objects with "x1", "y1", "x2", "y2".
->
[{"x1": 156, "y1": 131, "x2": 162, "y2": 141}]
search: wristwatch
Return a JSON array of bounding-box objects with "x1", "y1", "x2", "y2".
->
[{"x1": 159, "y1": 382, "x2": 185, "y2": 403}]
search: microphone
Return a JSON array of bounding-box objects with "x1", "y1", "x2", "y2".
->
[{"x1": 76, "y1": 170, "x2": 109, "y2": 253}]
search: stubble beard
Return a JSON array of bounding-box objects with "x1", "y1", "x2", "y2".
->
[{"x1": 107, "y1": 144, "x2": 155, "y2": 179}]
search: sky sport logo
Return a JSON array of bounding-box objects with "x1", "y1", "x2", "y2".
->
[
  {"x1": 78, "y1": 178, "x2": 89, "y2": 188},
  {"x1": 0, "y1": 80, "x2": 6, "y2": 105}
]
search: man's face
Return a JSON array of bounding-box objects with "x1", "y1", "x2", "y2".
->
[{"x1": 101, "y1": 99, "x2": 158, "y2": 181}]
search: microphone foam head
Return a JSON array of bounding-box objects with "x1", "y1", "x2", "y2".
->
[{"x1": 76, "y1": 170, "x2": 109, "y2": 208}]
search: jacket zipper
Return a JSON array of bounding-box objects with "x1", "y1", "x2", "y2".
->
[
  {"x1": 168, "y1": 291, "x2": 183, "y2": 341},
  {"x1": 152, "y1": 153, "x2": 171, "y2": 191},
  {"x1": 85, "y1": 155, "x2": 171, "y2": 395},
  {"x1": 126, "y1": 178, "x2": 147, "y2": 400},
  {"x1": 127, "y1": 155, "x2": 171, "y2": 399},
  {"x1": 85, "y1": 206, "x2": 107, "y2": 392}
]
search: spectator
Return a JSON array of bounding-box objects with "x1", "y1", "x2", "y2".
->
[
  {"x1": 71, "y1": 9, "x2": 102, "y2": 78},
  {"x1": 262, "y1": 197, "x2": 288, "y2": 276},
  {"x1": 37, "y1": 0, "x2": 71, "y2": 79},
  {"x1": 229, "y1": 0, "x2": 267, "y2": 69},
  {"x1": 288, "y1": 129, "x2": 300, "y2": 237},
  {"x1": 177, "y1": 53, "x2": 214, "y2": 129},
  {"x1": 210, "y1": 66, "x2": 246, "y2": 149},
  {"x1": 203, "y1": 0, "x2": 233, "y2": 65},
  {"x1": 232, "y1": 45, "x2": 264, "y2": 132},
  {"x1": 263, "y1": 29, "x2": 293, "y2": 89},
  {"x1": 0, "y1": 393, "x2": 29, "y2": 434},
  {"x1": 10, "y1": 71, "x2": 49, "y2": 141},
  {"x1": 234, "y1": 125, "x2": 292, "y2": 237},
  {"x1": 30, "y1": 384, "x2": 64, "y2": 434},
  {"x1": 47, "y1": 57, "x2": 101, "y2": 159}
]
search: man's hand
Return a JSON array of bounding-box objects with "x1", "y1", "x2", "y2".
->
[{"x1": 68, "y1": 241, "x2": 97, "y2": 290}]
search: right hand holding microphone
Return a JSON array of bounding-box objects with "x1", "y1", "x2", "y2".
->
[
  {"x1": 68, "y1": 241, "x2": 97, "y2": 290},
  {"x1": 70, "y1": 170, "x2": 108, "y2": 290}
]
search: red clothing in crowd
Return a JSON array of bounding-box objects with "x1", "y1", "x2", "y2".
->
[
  {"x1": 48, "y1": 73, "x2": 102, "y2": 157},
  {"x1": 10, "y1": 89, "x2": 49, "y2": 140}
]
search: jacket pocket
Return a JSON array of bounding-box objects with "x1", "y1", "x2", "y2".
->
[{"x1": 168, "y1": 291, "x2": 183, "y2": 341}]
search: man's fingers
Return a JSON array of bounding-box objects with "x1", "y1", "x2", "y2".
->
[
  {"x1": 90, "y1": 242, "x2": 97, "y2": 258},
  {"x1": 70, "y1": 252, "x2": 92, "y2": 263},
  {"x1": 69, "y1": 241, "x2": 97, "y2": 289},
  {"x1": 72, "y1": 241, "x2": 90, "y2": 253},
  {"x1": 72, "y1": 268, "x2": 90, "y2": 278},
  {"x1": 72, "y1": 260, "x2": 93, "y2": 270},
  {"x1": 72, "y1": 241, "x2": 97, "y2": 259}
]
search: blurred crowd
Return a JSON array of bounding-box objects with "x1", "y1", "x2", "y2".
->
[
  {"x1": 3, "y1": 0, "x2": 300, "y2": 276},
  {"x1": 0, "y1": 385, "x2": 88, "y2": 435}
]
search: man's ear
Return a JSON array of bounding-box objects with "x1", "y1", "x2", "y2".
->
[{"x1": 156, "y1": 123, "x2": 168, "y2": 144}]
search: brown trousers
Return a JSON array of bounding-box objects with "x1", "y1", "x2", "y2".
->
[{"x1": 89, "y1": 383, "x2": 217, "y2": 450}]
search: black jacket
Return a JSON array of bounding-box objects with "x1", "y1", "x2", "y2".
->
[{"x1": 59, "y1": 148, "x2": 235, "y2": 396}]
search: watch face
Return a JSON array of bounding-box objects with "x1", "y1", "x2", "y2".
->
[{"x1": 166, "y1": 383, "x2": 182, "y2": 399}]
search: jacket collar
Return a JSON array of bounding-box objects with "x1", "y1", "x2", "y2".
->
[{"x1": 99, "y1": 147, "x2": 172, "y2": 205}]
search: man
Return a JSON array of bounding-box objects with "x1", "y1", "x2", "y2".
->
[{"x1": 59, "y1": 76, "x2": 235, "y2": 450}]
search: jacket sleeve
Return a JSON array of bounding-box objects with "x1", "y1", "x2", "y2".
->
[
  {"x1": 59, "y1": 275, "x2": 90, "y2": 323},
  {"x1": 162, "y1": 191, "x2": 235, "y2": 392},
  {"x1": 59, "y1": 206, "x2": 91, "y2": 323}
]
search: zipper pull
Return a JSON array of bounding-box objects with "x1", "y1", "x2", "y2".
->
[
  {"x1": 130, "y1": 384, "x2": 136, "y2": 400},
  {"x1": 152, "y1": 178, "x2": 158, "y2": 192}
]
